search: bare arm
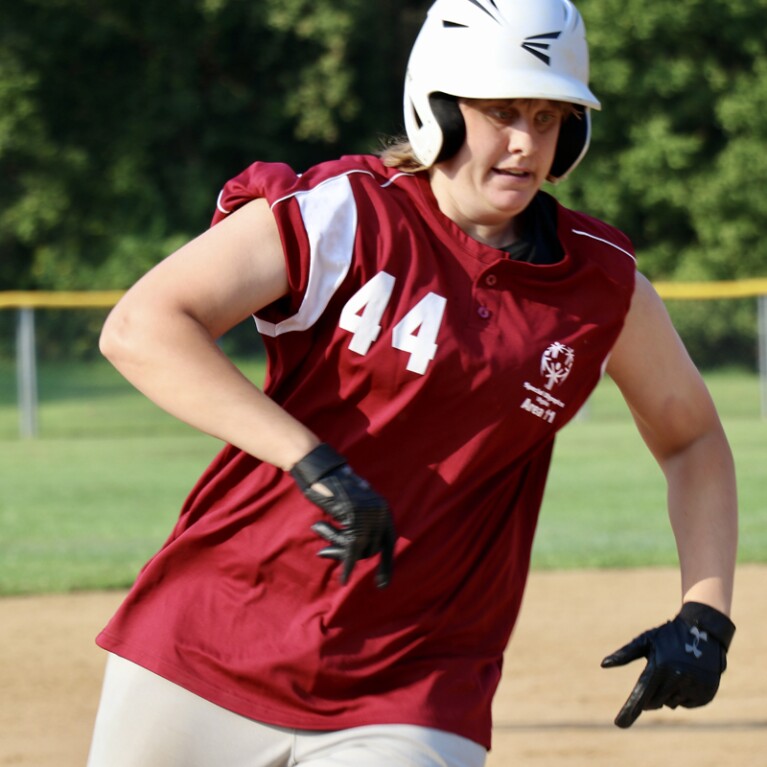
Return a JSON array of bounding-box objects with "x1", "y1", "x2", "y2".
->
[
  {"x1": 606, "y1": 273, "x2": 737, "y2": 615},
  {"x1": 99, "y1": 198, "x2": 320, "y2": 470}
]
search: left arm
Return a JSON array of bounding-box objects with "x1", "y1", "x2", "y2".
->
[
  {"x1": 606, "y1": 272, "x2": 737, "y2": 613},
  {"x1": 602, "y1": 273, "x2": 737, "y2": 727}
]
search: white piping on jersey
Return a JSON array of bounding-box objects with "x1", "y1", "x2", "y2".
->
[
  {"x1": 599, "y1": 353, "x2": 611, "y2": 378},
  {"x1": 215, "y1": 189, "x2": 230, "y2": 216},
  {"x1": 380, "y1": 171, "x2": 414, "y2": 189},
  {"x1": 569, "y1": 228, "x2": 636, "y2": 381},
  {"x1": 216, "y1": 170, "x2": 413, "y2": 219},
  {"x1": 570, "y1": 229, "x2": 637, "y2": 263},
  {"x1": 267, "y1": 168, "x2": 414, "y2": 209},
  {"x1": 256, "y1": 174, "x2": 359, "y2": 337}
]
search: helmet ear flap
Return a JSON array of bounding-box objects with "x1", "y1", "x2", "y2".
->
[
  {"x1": 548, "y1": 105, "x2": 591, "y2": 182},
  {"x1": 430, "y1": 93, "x2": 465, "y2": 163}
]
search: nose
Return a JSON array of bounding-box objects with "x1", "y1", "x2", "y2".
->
[{"x1": 505, "y1": 118, "x2": 536, "y2": 156}]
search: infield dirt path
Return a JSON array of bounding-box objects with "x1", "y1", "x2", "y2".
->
[{"x1": 1, "y1": 565, "x2": 764, "y2": 766}]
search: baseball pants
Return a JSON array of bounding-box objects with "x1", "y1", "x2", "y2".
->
[{"x1": 87, "y1": 653, "x2": 487, "y2": 767}]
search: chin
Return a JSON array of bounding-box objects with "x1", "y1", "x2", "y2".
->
[{"x1": 489, "y1": 195, "x2": 533, "y2": 219}]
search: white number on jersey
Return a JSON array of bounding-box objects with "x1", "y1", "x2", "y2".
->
[
  {"x1": 392, "y1": 292, "x2": 447, "y2": 374},
  {"x1": 338, "y1": 272, "x2": 447, "y2": 375},
  {"x1": 339, "y1": 271, "x2": 396, "y2": 355}
]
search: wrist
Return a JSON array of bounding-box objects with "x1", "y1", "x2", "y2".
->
[
  {"x1": 679, "y1": 601, "x2": 736, "y2": 650},
  {"x1": 265, "y1": 435, "x2": 322, "y2": 473},
  {"x1": 290, "y1": 443, "x2": 347, "y2": 488}
]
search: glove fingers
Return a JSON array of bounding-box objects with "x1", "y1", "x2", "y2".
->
[
  {"x1": 375, "y1": 526, "x2": 396, "y2": 589},
  {"x1": 340, "y1": 543, "x2": 364, "y2": 585},
  {"x1": 317, "y1": 543, "x2": 361, "y2": 588},
  {"x1": 312, "y1": 521, "x2": 396, "y2": 588},
  {"x1": 664, "y1": 689, "x2": 686, "y2": 710},
  {"x1": 311, "y1": 521, "x2": 347, "y2": 546},
  {"x1": 645, "y1": 670, "x2": 685, "y2": 710},
  {"x1": 602, "y1": 632, "x2": 653, "y2": 668},
  {"x1": 317, "y1": 545, "x2": 346, "y2": 561},
  {"x1": 614, "y1": 662, "x2": 663, "y2": 728}
]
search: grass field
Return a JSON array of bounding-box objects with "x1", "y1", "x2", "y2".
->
[{"x1": 0, "y1": 359, "x2": 764, "y2": 595}]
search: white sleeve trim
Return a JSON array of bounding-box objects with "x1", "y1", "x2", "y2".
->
[{"x1": 255, "y1": 174, "x2": 358, "y2": 337}]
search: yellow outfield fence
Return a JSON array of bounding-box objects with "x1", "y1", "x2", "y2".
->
[
  {"x1": 652, "y1": 278, "x2": 767, "y2": 301},
  {"x1": 0, "y1": 291, "x2": 126, "y2": 309},
  {"x1": 1, "y1": 278, "x2": 767, "y2": 309},
  {"x1": 2, "y1": 280, "x2": 767, "y2": 436}
]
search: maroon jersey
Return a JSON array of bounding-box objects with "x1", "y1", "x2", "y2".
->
[{"x1": 97, "y1": 155, "x2": 636, "y2": 749}]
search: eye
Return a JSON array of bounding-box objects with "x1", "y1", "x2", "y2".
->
[
  {"x1": 485, "y1": 104, "x2": 518, "y2": 123},
  {"x1": 534, "y1": 110, "x2": 561, "y2": 129}
]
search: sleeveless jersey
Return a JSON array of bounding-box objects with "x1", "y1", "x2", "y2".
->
[{"x1": 96, "y1": 155, "x2": 636, "y2": 749}]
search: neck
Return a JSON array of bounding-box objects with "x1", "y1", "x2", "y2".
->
[{"x1": 428, "y1": 168, "x2": 522, "y2": 248}]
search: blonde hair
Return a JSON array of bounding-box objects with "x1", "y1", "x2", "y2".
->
[{"x1": 378, "y1": 136, "x2": 429, "y2": 173}]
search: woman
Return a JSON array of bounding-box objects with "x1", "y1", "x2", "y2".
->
[{"x1": 87, "y1": 1, "x2": 737, "y2": 765}]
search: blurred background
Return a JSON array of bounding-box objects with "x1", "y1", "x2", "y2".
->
[
  {"x1": 1, "y1": 0, "x2": 765, "y2": 594},
  {"x1": 2, "y1": 7, "x2": 764, "y2": 764},
  {"x1": 2, "y1": 0, "x2": 767, "y2": 365}
]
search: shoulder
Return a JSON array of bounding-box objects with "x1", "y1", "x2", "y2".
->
[{"x1": 212, "y1": 156, "x2": 417, "y2": 226}]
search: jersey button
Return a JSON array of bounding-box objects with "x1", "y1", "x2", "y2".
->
[
  {"x1": 477, "y1": 306, "x2": 492, "y2": 320},
  {"x1": 485, "y1": 274, "x2": 498, "y2": 287}
]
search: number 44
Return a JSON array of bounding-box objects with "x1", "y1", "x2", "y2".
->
[{"x1": 338, "y1": 271, "x2": 447, "y2": 375}]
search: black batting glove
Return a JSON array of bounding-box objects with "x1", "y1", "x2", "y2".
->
[
  {"x1": 601, "y1": 602, "x2": 735, "y2": 728},
  {"x1": 290, "y1": 443, "x2": 395, "y2": 588}
]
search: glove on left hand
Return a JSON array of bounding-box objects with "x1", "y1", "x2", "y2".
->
[{"x1": 601, "y1": 602, "x2": 735, "y2": 728}]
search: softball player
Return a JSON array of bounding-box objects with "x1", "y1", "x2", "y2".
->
[{"x1": 87, "y1": 0, "x2": 737, "y2": 764}]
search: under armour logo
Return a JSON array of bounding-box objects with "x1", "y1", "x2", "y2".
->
[
  {"x1": 521, "y1": 32, "x2": 562, "y2": 65},
  {"x1": 685, "y1": 626, "x2": 708, "y2": 659}
]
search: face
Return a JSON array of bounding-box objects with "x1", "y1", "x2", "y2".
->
[{"x1": 429, "y1": 98, "x2": 565, "y2": 248}]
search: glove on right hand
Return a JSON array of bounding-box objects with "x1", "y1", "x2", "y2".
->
[
  {"x1": 601, "y1": 602, "x2": 735, "y2": 728},
  {"x1": 290, "y1": 443, "x2": 395, "y2": 588}
]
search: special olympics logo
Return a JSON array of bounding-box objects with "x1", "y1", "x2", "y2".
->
[{"x1": 540, "y1": 342, "x2": 574, "y2": 391}]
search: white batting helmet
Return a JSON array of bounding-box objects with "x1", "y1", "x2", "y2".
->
[{"x1": 404, "y1": 0, "x2": 601, "y2": 182}]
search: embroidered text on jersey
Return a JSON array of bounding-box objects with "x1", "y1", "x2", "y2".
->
[{"x1": 519, "y1": 342, "x2": 574, "y2": 424}]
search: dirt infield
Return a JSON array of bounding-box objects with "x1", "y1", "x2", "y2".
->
[{"x1": 1, "y1": 565, "x2": 764, "y2": 766}]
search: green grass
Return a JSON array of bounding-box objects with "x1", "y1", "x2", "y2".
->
[
  {"x1": 534, "y1": 371, "x2": 766, "y2": 568},
  {"x1": 0, "y1": 357, "x2": 266, "y2": 594},
  {"x1": 0, "y1": 436, "x2": 217, "y2": 592},
  {"x1": 0, "y1": 361, "x2": 764, "y2": 595}
]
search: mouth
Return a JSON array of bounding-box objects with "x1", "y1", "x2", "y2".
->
[{"x1": 493, "y1": 167, "x2": 533, "y2": 179}]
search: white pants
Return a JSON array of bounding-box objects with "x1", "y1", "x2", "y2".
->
[{"x1": 87, "y1": 654, "x2": 487, "y2": 767}]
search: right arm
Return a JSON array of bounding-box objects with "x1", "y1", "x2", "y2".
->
[{"x1": 99, "y1": 198, "x2": 321, "y2": 470}]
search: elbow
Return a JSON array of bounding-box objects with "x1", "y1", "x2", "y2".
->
[
  {"x1": 99, "y1": 305, "x2": 139, "y2": 368},
  {"x1": 658, "y1": 421, "x2": 735, "y2": 485}
]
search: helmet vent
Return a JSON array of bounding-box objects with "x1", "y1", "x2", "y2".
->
[
  {"x1": 464, "y1": 0, "x2": 502, "y2": 24},
  {"x1": 442, "y1": 20, "x2": 468, "y2": 28},
  {"x1": 521, "y1": 32, "x2": 562, "y2": 66}
]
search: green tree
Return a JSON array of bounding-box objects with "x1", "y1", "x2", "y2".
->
[
  {"x1": 561, "y1": 0, "x2": 767, "y2": 280},
  {"x1": 556, "y1": 0, "x2": 767, "y2": 366},
  {"x1": 4, "y1": 1, "x2": 763, "y2": 366},
  {"x1": 0, "y1": 0, "x2": 428, "y2": 357},
  {"x1": 0, "y1": 0, "x2": 427, "y2": 297}
]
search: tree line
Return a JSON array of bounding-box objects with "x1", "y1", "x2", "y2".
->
[{"x1": 2, "y1": 0, "x2": 765, "y2": 366}]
